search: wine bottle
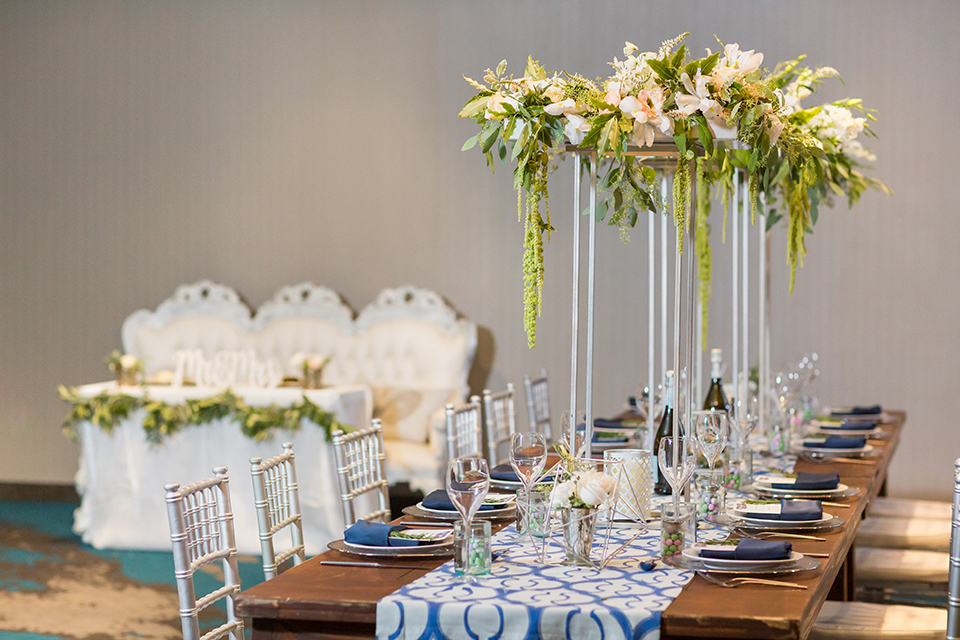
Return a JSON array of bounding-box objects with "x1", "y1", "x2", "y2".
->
[
  {"x1": 653, "y1": 370, "x2": 683, "y2": 495},
  {"x1": 703, "y1": 348, "x2": 731, "y2": 416}
]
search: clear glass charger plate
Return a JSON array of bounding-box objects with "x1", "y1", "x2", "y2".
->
[
  {"x1": 401, "y1": 503, "x2": 517, "y2": 521},
  {"x1": 796, "y1": 442, "x2": 878, "y2": 457},
  {"x1": 729, "y1": 512, "x2": 846, "y2": 532},
  {"x1": 327, "y1": 538, "x2": 454, "y2": 558},
  {"x1": 728, "y1": 508, "x2": 843, "y2": 529},
  {"x1": 742, "y1": 482, "x2": 862, "y2": 500},
  {"x1": 680, "y1": 553, "x2": 821, "y2": 576}
]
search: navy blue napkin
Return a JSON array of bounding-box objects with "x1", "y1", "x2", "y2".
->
[
  {"x1": 489, "y1": 464, "x2": 553, "y2": 484},
  {"x1": 344, "y1": 520, "x2": 419, "y2": 547},
  {"x1": 827, "y1": 420, "x2": 877, "y2": 431},
  {"x1": 804, "y1": 435, "x2": 866, "y2": 449},
  {"x1": 831, "y1": 405, "x2": 882, "y2": 417},
  {"x1": 421, "y1": 488, "x2": 497, "y2": 511},
  {"x1": 593, "y1": 418, "x2": 624, "y2": 429},
  {"x1": 744, "y1": 499, "x2": 822, "y2": 521},
  {"x1": 769, "y1": 472, "x2": 839, "y2": 491},
  {"x1": 699, "y1": 538, "x2": 793, "y2": 561}
]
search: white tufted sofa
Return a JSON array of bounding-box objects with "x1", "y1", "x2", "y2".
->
[{"x1": 122, "y1": 280, "x2": 478, "y2": 492}]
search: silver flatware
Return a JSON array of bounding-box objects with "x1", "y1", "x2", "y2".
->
[
  {"x1": 321, "y1": 560, "x2": 425, "y2": 569},
  {"x1": 735, "y1": 528, "x2": 827, "y2": 541},
  {"x1": 397, "y1": 521, "x2": 456, "y2": 528},
  {"x1": 697, "y1": 571, "x2": 807, "y2": 589}
]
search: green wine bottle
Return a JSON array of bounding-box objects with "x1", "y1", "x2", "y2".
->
[{"x1": 653, "y1": 370, "x2": 683, "y2": 495}]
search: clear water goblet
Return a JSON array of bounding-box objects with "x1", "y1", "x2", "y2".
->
[{"x1": 446, "y1": 457, "x2": 489, "y2": 583}]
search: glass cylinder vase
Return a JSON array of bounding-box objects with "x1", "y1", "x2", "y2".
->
[{"x1": 560, "y1": 507, "x2": 598, "y2": 567}]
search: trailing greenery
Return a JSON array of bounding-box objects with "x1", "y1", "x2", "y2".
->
[
  {"x1": 58, "y1": 385, "x2": 353, "y2": 445},
  {"x1": 460, "y1": 35, "x2": 888, "y2": 347}
]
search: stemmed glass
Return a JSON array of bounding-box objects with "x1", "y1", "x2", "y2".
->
[
  {"x1": 446, "y1": 457, "x2": 490, "y2": 583},
  {"x1": 510, "y1": 432, "x2": 546, "y2": 539},
  {"x1": 560, "y1": 409, "x2": 587, "y2": 458},
  {"x1": 731, "y1": 395, "x2": 760, "y2": 454},
  {"x1": 693, "y1": 410, "x2": 728, "y2": 473},
  {"x1": 657, "y1": 436, "x2": 697, "y2": 513}
]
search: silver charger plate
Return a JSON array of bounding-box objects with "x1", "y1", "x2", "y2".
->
[
  {"x1": 401, "y1": 504, "x2": 517, "y2": 521},
  {"x1": 743, "y1": 483, "x2": 862, "y2": 501},
  {"x1": 681, "y1": 553, "x2": 821, "y2": 576},
  {"x1": 732, "y1": 515, "x2": 846, "y2": 533},
  {"x1": 327, "y1": 538, "x2": 454, "y2": 558}
]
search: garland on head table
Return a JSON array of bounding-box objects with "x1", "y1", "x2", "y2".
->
[
  {"x1": 58, "y1": 386, "x2": 353, "y2": 445},
  {"x1": 459, "y1": 35, "x2": 888, "y2": 347}
]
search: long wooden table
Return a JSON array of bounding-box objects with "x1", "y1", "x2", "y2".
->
[{"x1": 234, "y1": 412, "x2": 903, "y2": 640}]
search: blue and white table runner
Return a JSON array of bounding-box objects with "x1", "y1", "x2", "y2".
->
[{"x1": 376, "y1": 453, "x2": 795, "y2": 640}]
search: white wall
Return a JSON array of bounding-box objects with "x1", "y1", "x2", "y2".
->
[{"x1": 1, "y1": 1, "x2": 956, "y2": 500}]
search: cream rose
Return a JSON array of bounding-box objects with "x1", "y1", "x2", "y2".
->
[{"x1": 577, "y1": 470, "x2": 617, "y2": 507}]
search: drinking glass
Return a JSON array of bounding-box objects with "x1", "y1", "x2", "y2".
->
[
  {"x1": 693, "y1": 410, "x2": 728, "y2": 472},
  {"x1": 656, "y1": 436, "x2": 697, "y2": 501},
  {"x1": 560, "y1": 409, "x2": 587, "y2": 458},
  {"x1": 446, "y1": 457, "x2": 490, "y2": 583},
  {"x1": 510, "y1": 432, "x2": 546, "y2": 538}
]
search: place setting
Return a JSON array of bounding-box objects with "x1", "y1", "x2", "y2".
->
[
  {"x1": 681, "y1": 537, "x2": 821, "y2": 581},
  {"x1": 725, "y1": 497, "x2": 845, "y2": 533},
  {"x1": 401, "y1": 487, "x2": 517, "y2": 521},
  {"x1": 745, "y1": 471, "x2": 862, "y2": 500},
  {"x1": 795, "y1": 433, "x2": 880, "y2": 463},
  {"x1": 327, "y1": 519, "x2": 456, "y2": 558}
]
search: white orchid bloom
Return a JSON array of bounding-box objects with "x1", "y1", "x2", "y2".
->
[
  {"x1": 676, "y1": 72, "x2": 723, "y2": 121},
  {"x1": 563, "y1": 114, "x2": 591, "y2": 145},
  {"x1": 632, "y1": 119, "x2": 657, "y2": 148},
  {"x1": 485, "y1": 92, "x2": 519, "y2": 119},
  {"x1": 623, "y1": 41, "x2": 639, "y2": 57},
  {"x1": 544, "y1": 97, "x2": 578, "y2": 117},
  {"x1": 618, "y1": 95, "x2": 646, "y2": 121},
  {"x1": 723, "y1": 43, "x2": 763, "y2": 75}
]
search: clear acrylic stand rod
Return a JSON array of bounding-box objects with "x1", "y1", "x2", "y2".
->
[
  {"x1": 569, "y1": 158, "x2": 581, "y2": 446},
  {"x1": 648, "y1": 198, "x2": 656, "y2": 449},
  {"x1": 585, "y1": 153, "x2": 597, "y2": 458},
  {"x1": 732, "y1": 168, "x2": 740, "y2": 408}
]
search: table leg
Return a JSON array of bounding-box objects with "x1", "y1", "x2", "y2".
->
[{"x1": 826, "y1": 541, "x2": 857, "y2": 602}]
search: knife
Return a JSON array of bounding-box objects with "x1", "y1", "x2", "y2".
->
[{"x1": 321, "y1": 560, "x2": 427, "y2": 569}]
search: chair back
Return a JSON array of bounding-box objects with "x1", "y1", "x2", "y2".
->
[
  {"x1": 948, "y1": 457, "x2": 960, "y2": 640},
  {"x1": 445, "y1": 396, "x2": 483, "y2": 462},
  {"x1": 164, "y1": 467, "x2": 243, "y2": 640},
  {"x1": 524, "y1": 369, "x2": 551, "y2": 441},
  {"x1": 483, "y1": 385, "x2": 516, "y2": 465},
  {"x1": 250, "y1": 442, "x2": 305, "y2": 580},
  {"x1": 332, "y1": 419, "x2": 391, "y2": 524}
]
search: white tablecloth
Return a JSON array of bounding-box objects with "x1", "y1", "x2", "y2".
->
[{"x1": 72, "y1": 382, "x2": 372, "y2": 556}]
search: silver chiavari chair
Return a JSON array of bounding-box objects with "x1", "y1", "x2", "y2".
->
[
  {"x1": 524, "y1": 369, "x2": 551, "y2": 441},
  {"x1": 250, "y1": 442, "x2": 305, "y2": 580},
  {"x1": 483, "y1": 384, "x2": 516, "y2": 465},
  {"x1": 331, "y1": 419, "x2": 391, "y2": 525},
  {"x1": 164, "y1": 467, "x2": 243, "y2": 640},
  {"x1": 810, "y1": 457, "x2": 959, "y2": 640},
  {"x1": 445, "y1": 396, "x2": 483, "y2": 462}
]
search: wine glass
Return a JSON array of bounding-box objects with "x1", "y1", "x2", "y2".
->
[
  {"x1": 560, "y1": 409, "x2": 587, "y2": 458},
  {"x1": 693, "y1": 410, "x2": 728, "y2": 472},
  {"x1": 446, "y1": 457, "x2": 490, "y2": 583},
  {"x1": 656, "y1": 436, "x2": 697, "y2": 509},
  {"x1": 731, "y1": 395, "x2": 760, "y2": 451},
  {"x1": 510, "y1": 432, "x2": 546, "y2": 539}
]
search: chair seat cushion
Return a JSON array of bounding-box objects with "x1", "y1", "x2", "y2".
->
[
  {"x1": 870, "y1": 497, "x2": 953, "y2": 520},
  {"x1": 810, "y1": 601, "x2": 947, "y2": 640},
  {"x1": 855, "y1": 547, "x2": 950, "y2": 584},
  {"x1": 856, "y1": 517, "x2": 952, "y2": 552}
]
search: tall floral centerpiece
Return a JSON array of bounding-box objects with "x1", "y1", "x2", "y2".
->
[{"x1": 460, "y1": 35, "x2": 887, "y2": 347}]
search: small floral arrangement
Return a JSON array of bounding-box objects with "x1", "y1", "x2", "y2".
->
[
  {"x1": 289, "y1": 352, "x2": 330, "y2": 389},
  {"x1": 552, "y1": 468, "x2": 619, "y2": 510},
  {"x1": 106, "y1": 350, "x2": 142, "y2": 375},
  {"x1": 459, "y1": 34, "x2": 887, "y2": 347}
]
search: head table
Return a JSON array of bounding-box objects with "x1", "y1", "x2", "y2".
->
[
  {"x1": 234, "y1": 411, "x2": 903, "y2": 640},
  {"x1": 72, "y1": 381, "x2": 372, "y2": 556}
]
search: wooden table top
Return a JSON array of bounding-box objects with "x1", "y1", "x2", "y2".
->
[{"x1": 234, "y1": 412, "x2": 903, "y2": 640}]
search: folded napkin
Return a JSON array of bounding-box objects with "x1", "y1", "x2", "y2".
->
[
  {"x1": 769, "y1": 472, "x2": 840, "y2": 491},
  {"x1": 489, "y1": 463, "x2": 553, "y2": 483},
  {"x1": 831, "y1": 420, "x2": 877, "y2": 430},
  {"x1": 593, "y1": 418, "x2": 624, "y2": 429},
  {"x1": 744, "y1": 499, "x2": 822, "y2": 521},
  {"x1": 804, "y1": 435, "x2": 866, "y2": 449},
  {"x1": 344, "y1": 520, "x2": 419, "y2": 547},
  {"x1": 699, "y1": 538, "x2": 793, "y2": 561},
  {"x1": 831, "y1": 405, "x2": 882, "y2": 416},
  {"x1": 421, "y1": 488, "x2": 497, "y2": 512}
]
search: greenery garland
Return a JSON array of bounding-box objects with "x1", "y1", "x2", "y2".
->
[{"x1": 58, "y1": 386, "x2": 353, "y2": 445}]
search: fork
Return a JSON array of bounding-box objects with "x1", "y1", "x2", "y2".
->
[
  {"x1": 697, "y1": 571, "x2": 807, "y2": 589},
  {"x1": 735, "y1": 529, "x2": 827, "y2": 542}
]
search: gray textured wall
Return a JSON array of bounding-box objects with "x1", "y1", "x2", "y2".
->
[{"x1": 2, "y1": 1, "x2": 956, "y2": 499}]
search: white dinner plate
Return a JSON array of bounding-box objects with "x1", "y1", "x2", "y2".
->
[
  {"x1": 810, "y1": 422, "x2": 882, "y2": 436},
  {"x1": 730, "y1": 501, "x2": 831, "y2": 526},
  {"x1": 754, "y1": 474, "x2": 845, "y2": 493},
  {"x1": 416, "y1": 494, "x2": 516, "y2": 516},
  {"x1": 343, "y1": 528, "x2": 453, "y2": 551},
  {"x1": 682, "y1": 545, "x2": 804, "y2": 570}
]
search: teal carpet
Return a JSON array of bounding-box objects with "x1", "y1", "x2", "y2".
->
[{"x1": 0, "y1": 500, "x2": 263, "y2": 639}]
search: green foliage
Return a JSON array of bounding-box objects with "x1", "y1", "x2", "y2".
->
[{"x1": 58, "y1": 386, "x2": 353, "y2": 445}]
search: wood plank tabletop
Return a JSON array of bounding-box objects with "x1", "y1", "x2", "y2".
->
[{"x1": 234, "y1": 412, "x2": 903, "y2": 640}]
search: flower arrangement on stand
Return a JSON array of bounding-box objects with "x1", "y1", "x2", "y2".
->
[{"x1": 459, "y1": 34, "x2": 887, "y2": 347}]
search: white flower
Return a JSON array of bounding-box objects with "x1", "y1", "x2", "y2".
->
[
  {"x1": 843, "y1": 139, "x2": 876, "y2": 162},
  {"x1": 552, "y1": 480, "x2": 576, "y2": 509},
  {"x1": 485, "y1": 92, "x2": 519, "y2": 119},
  {"x1": 306, "y1": 355, "x2": 327, "y2": 370},
  {"x1": 544, "y1": 97, "x2": 578, "y2": 117},
  {"x1": 577, "y1": 470, "x2": 617, "y2": 507},
  {"x1": 563, "y1": 114, "x2": 591, "y2": 145},
  {"x1": 676, "y1": 72, "x2": 723, "y2": 121},
  {"x1": 120, "y1": 354, "x2": 138, "y2": 369},
  {"x1": 289, "y1": 352, "x2": 306, "y2": 369}
]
